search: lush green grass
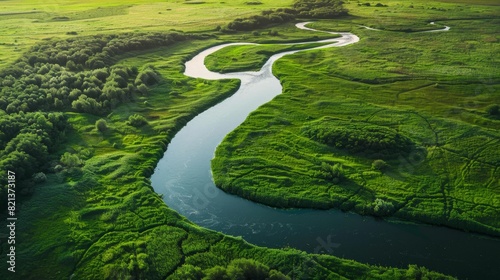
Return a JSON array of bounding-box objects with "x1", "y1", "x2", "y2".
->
[
  {"x1": 0, "y1": 0, "x2": 294, "y2": 69},
  {"x1": 0, "y1": 39, "x2": 445, "y2": 280},
  {"x1": 0, "y1": 18, "x2": 453, "y2": 279},
  {"x1": 205, "y1": 41, "x2": 331, "y2": 73},
  {"x1": 212, "y1": 0, "x2": 500, "y2": 236},
  {"x1": 0, "y1": 0, "x2": 494, "y2": 278},
  {"x1": 341, "y1": 0, "x2": 500, "y2": 32}
]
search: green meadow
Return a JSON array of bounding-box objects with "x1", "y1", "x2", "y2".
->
[
  {"x1": 0, "y1": 0, "x2": 295, "y2": 69},
  {"x1": 0, "y1": 30, "x2": 449, "y2": 280},
  {"x1": 205, "y1": 41, "x2": 332, "y2": 73},
  {"x1": 212, "y1": 0, "x2": 500, "y2": 236},
  {"x1": 0, "y1": 0, "x2": 497, "y2": 279}
]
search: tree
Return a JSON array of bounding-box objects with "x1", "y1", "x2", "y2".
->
[
  {"x1": 227, "y1": 259, "x2": 270, "y2": 280},
  {"x1": 203, "y1": 266, "x2": 230, "y2": 280},
  {"x1": 320, "y1": 162, "x2": 344, "y2": 183},
  {"x1": 373, "y1": 198, "x2": 394, "y2": 216},
  {"x1": 32, "y1": 172, "x2": 47, "y2": 183},
  {"x1": 268, "y1": 270, "x2": 290, "y2": 280},
  {"x1": 486, "y1": 104, "x2": 499, "y2": 117},
  {"x1": 372, "y1": 159, "x2": 389, "y2": 171},
  {"x1": 66, "y1": 60, "x2": 77, "y2": 71},
  {"x1": 60, "y1": 152, "x2": 83, "y2": 168},
  {"x1": 137, "y1": 84, "x2": 148, "y2": 95},
  {"x1": 95, "y1": 119, "x2": 108, "y2": 132},
  {"x1": 128, "y1": 114, "x2": 148, "y2": 127},
  {"x1": 171, "y1": 264, "x2": 204, "y2": 279}
]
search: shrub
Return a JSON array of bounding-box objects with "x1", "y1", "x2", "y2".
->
[
  {"x1": 137, "y1": 84, "x2": 148, "y2": 95},
  {"x1": 486, "y1": 104, "x2": 499, "y2": 116},
  {"x1": 128, "y1": 114, "x2": 148, "y2": 127},
  {"x1": 54, "y1": 165, "x2": 63, "y2": 172},
  {"x1": 268, "y1": 30, "x2": 279, "y2": 36},
  {"x1": 95, "y1": 118, "x2": 108, "y2": 132},
  {"x1": 32, "y1": 172, "x2": 47, "y2": 183},
  {"x1": 372, "y1": 159, "x2": 389, "y2": 171},
  {"x1": 60, "y1": 152, "x2": 83, "y2": 168},
  {"x1": 373, "y1": 198, "x2": 394, "y2": 216},
  {"x1": 320, "y1": 162, "x2": 344, "y2": 183}
]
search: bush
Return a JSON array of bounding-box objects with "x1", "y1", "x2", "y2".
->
[
  {"x1": 128, "y1": 114, "x2": 148, "y2": 127},
  {"x1": 60, "y1": 152, "x2": 83, "y2": 168},
  {"x1": 95, "y1": 119, "x2": 108, "y2": 132},
  {"x1": 137, "y1": 84, "x2": 148, "y2": 95},
  {"x1": 32, "y1": 172, "x2": 47, "y2": 183},
  {"x1": 373, "y1": 198, "x2": 394, "y2": 216},
  {"x1": 486, "y1": 104, "x2": 499, "y2": 116},
  {"x1": 268, "y1": 30, "x2": 279, "y2": 36},
  {"x1": 320, "y1": 162, "x2": 344, "y2": 183},
  {"x1": 54, "y1": 165, "x2": 63, "y2": 172},
  {"x1": 372, "y1": 159, "x2": 389, "y2": 171}
]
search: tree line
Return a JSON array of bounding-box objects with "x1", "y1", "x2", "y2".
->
[
  {"x1": 0, "y1": 112, "x2": 67, "y2": 202},
  {"x1": 0, "y1": 32, "x2": 207, "y2": 115},
  {"x1": 0, "y1": 31, "x2": 209, "y2": 209},
  {"x1": 224, "y1": 0, "x2": 348, "y2": 32}
]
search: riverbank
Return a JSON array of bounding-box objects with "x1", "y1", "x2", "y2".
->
[
  {"x1": 0, "y1": 31, "x2": 451, "y2": 280},
  {"x1": 211, "y1": 16, "x2": 500, "y2": 238},
  {"x1": 147, "y1": 21, "x2": 499, "y2": 280}
]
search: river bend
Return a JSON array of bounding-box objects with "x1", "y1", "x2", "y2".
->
[{"x1": 151, "y1": 22, "x2": 499, "y2": 279}]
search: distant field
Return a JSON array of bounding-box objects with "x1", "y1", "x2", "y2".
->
[
  {"x1": 0, "y1": 0, "x2": 293, "y2": 68},
  {"x1": 436, "y1": 0, "x2": 500, "y2": 5},
  {"x1": 341, "y1": 0, "x2": 499, "y2": 31}
]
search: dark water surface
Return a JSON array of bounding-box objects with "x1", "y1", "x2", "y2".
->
[{"x1": 151, "y1": 23, "x2": 500, "y2": 279}]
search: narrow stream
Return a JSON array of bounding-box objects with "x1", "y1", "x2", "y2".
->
[{"x1": 151, "y1": 23, "x2": 500, "y2": 279}]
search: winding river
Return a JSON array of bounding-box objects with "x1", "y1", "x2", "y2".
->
[{"x1": 151, "y1": 22, "x2": 500, "y2": 279}]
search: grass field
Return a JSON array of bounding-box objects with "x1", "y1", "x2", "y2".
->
[
  {"x1": 0, "y1": 0, "x2": 497, "y2": 279},
  {"x1": 0, "y1": 0, "x2": 294, "y2": 69},
  {"x1": 212, "y1": 0, "x2": 500, "y2": 236},
  {"x1": 0, "y1": 34, "x2": 450, "y2": 279},
  {"x1": 205, "y1": 41, "x2": 332, "y2": 73}
]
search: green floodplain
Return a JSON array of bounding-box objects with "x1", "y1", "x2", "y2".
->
[{"x1": 0, "y1": 0, "x2": 498, "y2": 279}]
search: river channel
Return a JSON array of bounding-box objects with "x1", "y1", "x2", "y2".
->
[{"x1": 151, "y1": 22, "x2": 500, "y2": 279}]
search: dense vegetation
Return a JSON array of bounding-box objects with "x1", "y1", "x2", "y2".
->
[
  {"x1": 0, "y1": 32, "x2": 200, "y2": 115},
  {"x1": 0, "y1": 112, "x2": 67, "y2": 200},
  {"x1": 302, "y1": 117, "x2": 416, "y2": 159},
  {"x1": 212, "y1": 0, "x2": 500, "y2": 236},
  {"x1": 0, "y1": 31, "x2": 206, "y2": 210},
  {"x1": 224, "y1": 0, "x2": 348, "y2": 32}
]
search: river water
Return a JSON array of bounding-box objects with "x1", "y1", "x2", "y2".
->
[{"x1": 151, "y1": 23, "x2": 500, "y2": 279}]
